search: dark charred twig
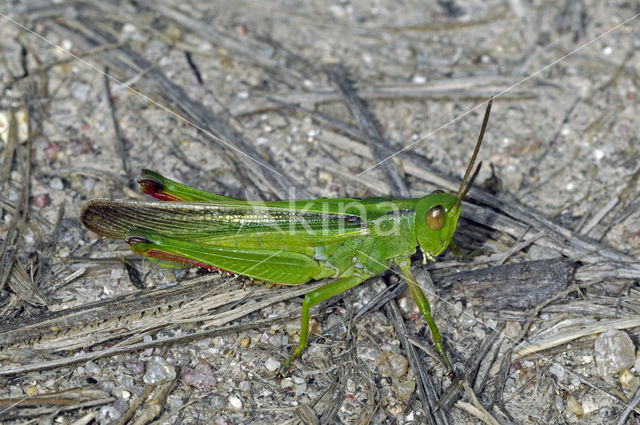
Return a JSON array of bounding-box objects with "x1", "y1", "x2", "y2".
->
[
  {"x1": 384, "y1": 297, "x2": 448, "y2": 425},
  {"x1": 319, "y1": 372, "x2": 345, "y2": 425},
  {"x1": 471, "y1": 323, "x2": 505, "y2": 395},
  {"x1": 114, "y1": 385, "x2": 154, "y2": 425},
  {"x1": 184, "y1": 51, "x2": 203, "y2": 85},
  {"x1": 142, "y1": 0, "x2": 309, "y2": 84},
  {"x1": 103, "y1": 67, "x2": 132, "y2": 183},
  {"x1": 47, "y1": 10, "x2": 309, "y2": 199},
  {"x1": 0, "y1": 389, "x2": 114, "y2": 421},
  {"x1": 328, "y1": 64, "x2": 411, "y2": 198},
  {"x1": 0, "y1": 114, "x2": 31, "y2": 294},
  {"x1": 0, "y1": 110, "x2": 19, "y2": 292},
  {"x1": 617, "y1": 383, "x2": 640, "y2": 424}
]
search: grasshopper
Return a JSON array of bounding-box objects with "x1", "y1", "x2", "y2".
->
[{"x1": 81, "y1": 98, "x2": 492, "y2": 373}]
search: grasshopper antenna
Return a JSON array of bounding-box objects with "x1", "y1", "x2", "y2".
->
[{"x1": 454, "y1": 97, "x2": 492, "y2": 210}]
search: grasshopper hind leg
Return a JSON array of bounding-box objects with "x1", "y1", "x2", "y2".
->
[
  {"x1": 126, "y1": 232, "x2": 229, "y2": 272},
  {"x1": 144, "y1": 255, "x2": 191, "y2": 270}
]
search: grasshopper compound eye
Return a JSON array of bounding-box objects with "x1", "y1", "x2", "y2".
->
[{"x1": 426, "y1": 205, "x2": 446, "y2": 231}]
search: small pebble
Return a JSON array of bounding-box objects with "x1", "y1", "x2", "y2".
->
[
  {"x1": 554, "y1": 394, "x2": 563, "y2": 413},
  {"x1": 143, "y1": 356, "x2": 176, "y2": 384},
  {"x1": 195, "y1": 338, "x2": 211, "y2": 347},
  {"x1": 549, "y1": 363, "x2": 565, "y2": 381},
  {"x1": 110, "y1": 268, "x2": 123, "y2": 279},
  {"x1": 264, "y1": 357, "x2": 280, "y2": 372},
  {"x1": 71, "y1": 82, "x2": 91, "y2": 100},
  {"x1": 293, "y1": 381, "x2": 307, "y2": 397},
  {"x1": 377, "y1": 352, "x2": 408, "y2": 378},
  {"x1": 459, "y1": 310, "x2": 476, "y2": 329},
  {"x1": 181, "y1": 361, "x2": 216, "y2": 389},
  {"x1": 8, "y1": 189, "x2": 19, "y2": 202},
  {"x1": 451, "y1": 301, "x2": 463, "y2": 317},
  {"x1": 0, "y1": 112, "x2": 8, "y2": 142},
  {"x1": 594, "y1": 329, "x2": 635, "y2": 376},
  {"x1": 210, "y1": 395, "x2": 226, "y2": 410},
  {"x1": 23, "y1": 384, "x2": 38, "y2": 396},
  {"x1": 240, "y1": 337, "x2": 251, "y2": 349},
  {"x1": 44, "y1": 141, "x2": 62, "y2": 160},
  {"x1": 395, "y1": 380, "x2": 415, "y2": 402},
  {"x1": 113, "y1": 397, "x2": 129, "y2": 414},
  {"x1": 281, "y1": 377, "x2": 293, "y2": 389},
  {"x1": 98, "y1": 406, "x2": 121, "y2": 424},
  {"x1": 70, "y1": 137, "x2": 94, "y2": 156},
  {"x1": 84, "y1": 178, "x2": 95, "y2": 192},
  {"x1": 619, "y1": 369, "x2": 639, "y2": 391},
  {"x1": 50, "y1": 177, "x2": 64, "y2": 190},
  {"x1": 85, "y1": 361, "x2": 101, "y2": 375},
  {"x1": 566, "y1": 395, "x2": 583, "y2": 417},
  {"x1": 143, "y1": 335, "x2": 154, "y2": 356},
  {"x1": 346, "y1": 378, "x2": 356, "y2": 393},
  {"x1": 473, "y1": 326, "x2": 487, "y2": 339},
  {"x1": 582, "y1": 398, "x2": 598, "y2": 414},
  {"x1": 33, "y1": 194, "x2": 50, "y2": 208},
  {"x1": 228, "y1": 395, "x2": 243, "y2": 409},
  {"x1": 167, "y1": 394, "x2": 184, "y2": 410}
]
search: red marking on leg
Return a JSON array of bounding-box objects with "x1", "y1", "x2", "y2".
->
[
  {"x1": 146, "y1": 250, "x2": 228, "y2": 272},
  {"x1": 138, "y1": 179, "x2": 182, "y2": 202}
]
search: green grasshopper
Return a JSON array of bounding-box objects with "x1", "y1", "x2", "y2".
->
[{"x1": 81, "y1": 98, "x2": 492, "y2": 374}]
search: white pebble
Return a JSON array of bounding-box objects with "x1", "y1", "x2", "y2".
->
[
  {"x1": 594, "y1": 329, "x2": 635, "y2": 376},
  {"x1": 143, "y1": 356, "x2": 176, "y2": 384},
  {"x1": 581, "y1": 397, "x2": 598, "y2": 414},
  {"x1": 264, "y1": 357, "x2": 280, "y2": 372},
  {"x1": 566, "y1": 395, "x2": 583, "y2": 416},
  {"x1": 50, "y1": 177, "x2": 64, "y2": 190},
  {"x1": 228, "y1": 395, "x2": 243, "y2": 409},
  {"x1": 549, "y1": 363, "x2": 565, "y2": 380}
]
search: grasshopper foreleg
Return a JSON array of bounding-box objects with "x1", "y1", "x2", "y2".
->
[{"x1": 396, "y1": 257, "x2": 453, "y2": 374}]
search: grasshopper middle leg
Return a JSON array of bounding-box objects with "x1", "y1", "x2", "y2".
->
[{"x1": 280, "y1": 274, "x2": 368, "y2": 373}]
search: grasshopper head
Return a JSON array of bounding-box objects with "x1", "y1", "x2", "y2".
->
[
  {"x1": 415, "y1": 97, "x2": 492, "y2": 260},
  {"x1": 415, "y1": 192, "x2": 461, "y2": 258}
]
